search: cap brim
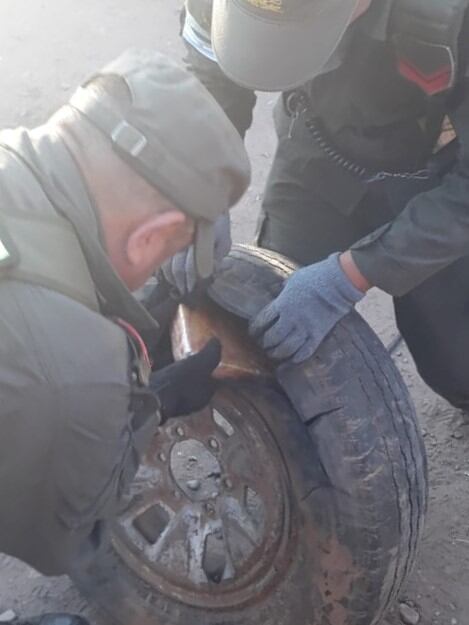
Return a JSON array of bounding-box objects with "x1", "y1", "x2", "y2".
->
[
  {"x1": 194, "y1": 221, "x2": 215, "y2": 280},
  {"x1": 212, "y1": 0, "x2": 359, "y2": 92}
]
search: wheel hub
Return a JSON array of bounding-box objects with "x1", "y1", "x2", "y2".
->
[
  {"x1": 112, "y1": 387, "x2": 293, "y2": 609},
  {"x1": 170, "y1": 439, "x2": 222, "y2": 502}
]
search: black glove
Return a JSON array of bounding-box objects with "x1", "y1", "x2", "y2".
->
[{"x1": 150, "y1": 338, "x2": 222, "y2": 421}]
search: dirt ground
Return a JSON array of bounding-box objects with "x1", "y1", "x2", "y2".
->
[{"x1": 0, "y1": 2, "x2": 468, "y2": 624}]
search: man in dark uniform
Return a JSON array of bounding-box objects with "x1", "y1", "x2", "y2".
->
[
  {"x1": 169, "y1": 0, "x2": 469, "y2": 409},
  {"x1": 0, "y1": 49, "x2": 250, "y2": 624}
]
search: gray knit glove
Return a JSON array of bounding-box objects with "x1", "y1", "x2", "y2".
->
[
  {"x1": 162, "y1": 214, "x2": 231, "y2": 296},
  {"x1": 249, "y1": 253, "x2": 365, "y2": 364}
]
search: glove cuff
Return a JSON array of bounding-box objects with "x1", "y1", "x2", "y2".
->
[{"x1": 328, "y1": 253, "x2": 366, "y2": 305}]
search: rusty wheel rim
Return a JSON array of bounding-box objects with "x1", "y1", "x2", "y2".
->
[{"x1": 112, "y1": 386, "x2": 293, "y2": 609}]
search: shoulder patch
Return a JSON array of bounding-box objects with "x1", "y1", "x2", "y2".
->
[{"x1": 394, "y1": 34, "x2": 455, "y2": 96}]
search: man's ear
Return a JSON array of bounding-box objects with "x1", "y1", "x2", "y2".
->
[{"x1": 126, "y1": 210, "x2": 193, "y2": 273}]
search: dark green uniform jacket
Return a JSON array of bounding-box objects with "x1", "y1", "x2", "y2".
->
[
  {"x1": 0, "y1": 127, "x2": 159, "y2": 576},
  {"x1": 183, "y1": 0, "x2": 469, "y2": 296}
]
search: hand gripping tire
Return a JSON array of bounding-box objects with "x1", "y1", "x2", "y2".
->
[{"x1": 71, "y1": 245, "x2": 427, "y2": 625}]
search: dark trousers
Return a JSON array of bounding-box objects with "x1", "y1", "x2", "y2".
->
[{"x1": 257, "y1": 104, "x2": 469, "y2": 409}]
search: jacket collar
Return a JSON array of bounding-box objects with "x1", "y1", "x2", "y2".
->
[{"x1": 0, "y1": 126, "x2": 159, "y2": 335}]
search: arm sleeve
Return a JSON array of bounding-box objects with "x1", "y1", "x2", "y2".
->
[
  {"x1": 30, "y1": 375, "x2": 160, "y2": 576},
  {"x1": 35, "y1": 325, "x2": 159, "y2": 575},
  {"x1": 53, "y1": 370, "x2": 159, "y2": 532},
  {"x1": 0, "y1": 285, "x2": 162, "y2": 577},
  {"x1": 182, "y1": 1, "x2": 257, "y2": 137},
  {"x1": 350, "y1": 76, "x2": 469, "y2": 296}
]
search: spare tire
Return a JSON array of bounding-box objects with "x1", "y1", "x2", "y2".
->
[{"x1": 71, "y1": 246, "x2": 427, "y2": 625}]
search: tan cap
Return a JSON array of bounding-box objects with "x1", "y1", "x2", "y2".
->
[
  {"x1": 212, "y1": 0, "x2": 360, "y2": 92},
  {"x1": 69, "y1": 48, "x2": 251, "y2": 279}
]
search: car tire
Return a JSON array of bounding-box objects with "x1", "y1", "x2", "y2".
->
[{"x1": 71, "y1": 309, "x2": 427, "y2": 625}]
